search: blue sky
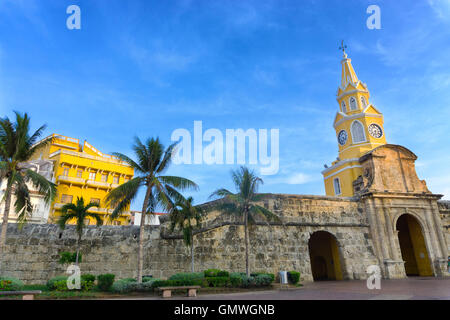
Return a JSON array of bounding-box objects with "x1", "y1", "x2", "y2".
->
[{"x1": 1, "y1": 0, "x2": 449, "y2": 210}]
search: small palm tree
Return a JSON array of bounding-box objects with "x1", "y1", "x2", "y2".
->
[
  {"x1": 169, "y1": 197, "x2": 203, "y2": 273},
  {"x1": 209, "y1": 166, "x2": 280, "y2": 276},
  {"x1": 57, "y1": 197, "x2": 103, "y2": 265},
  {"x1": 105, "y1": 137, "x2": 198, "y2": 283},
  {"x1": 0, "y1": 112, "x2": 57, "y2": 273}
]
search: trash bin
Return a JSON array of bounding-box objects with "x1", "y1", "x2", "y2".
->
[{"x1": 279, "y1": 271, "x2": 288, "y2": 284}]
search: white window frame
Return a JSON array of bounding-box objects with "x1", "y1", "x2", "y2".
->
[
  {"x1": 361, "y1": 96, "x2": 367, "y2": 108},
  {"x1": 63, "y1": 167, "x2": 70, "y2": 177},
  {"x1": 333, "y1": 178, "x2": 342, "y2": 195},
  {"x1": 349, "y1": 97, "x2": 357, "y2": 111},
  {"x1": 89, "y1": 172, "x2": 96, "y2": 181},
  {"x1": 350, "y1": 120, "x2": 366, "y2": 143},
  {"x1": 341, "y1": 101, "x2": 347, "y2": 113}
]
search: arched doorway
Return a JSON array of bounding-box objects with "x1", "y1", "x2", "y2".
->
[
  {"x1": 308, "y1": 231, "x2": 343, "y2": 281},
  {"x1": 396, "y1": 214, "x2": 433, "y2": 276}
]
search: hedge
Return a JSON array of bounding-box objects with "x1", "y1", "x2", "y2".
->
[
  {"x1": 288, "y1": 271, "x2": 300, "y2": 285},
  {"x1": 97, "y1": 274, "x2": 115, "y2": 292},
  {"x1": 0, "y1": 277, "x2": 24, "y2": 291}
]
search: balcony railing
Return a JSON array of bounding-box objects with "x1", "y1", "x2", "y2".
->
[
  {"x1": 86, "y1": 180, "x2": 110, "y2": 189},
  {"x1": 53, "y1": 203, "x2": 130, "y2": 216},
  {"x1": 58, "y1": 175, "x2": 85, "y2": 185}
]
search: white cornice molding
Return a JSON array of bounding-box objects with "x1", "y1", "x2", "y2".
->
[
  {"x1": 321, "y1": 158, "x2": 360, "y2": 175},
  {"x1": 323, "y1": 164, "x2": 363, "y2": 180},
  {"x1": 336, "y1": 88, "x2": 369, "y2": 100},
  {"x1": 334, "y1": 110, "x2": 383, "y2": 128}
]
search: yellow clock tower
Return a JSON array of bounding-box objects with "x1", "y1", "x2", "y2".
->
[{"x1": 322, "y1": 48, "x2": 387, "y2": 197}]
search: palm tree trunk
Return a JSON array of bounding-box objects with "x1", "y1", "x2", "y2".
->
[
  {"x1": 137, "y1": 186, "x2": 152, "y2": 283},
  {"x1": 244, "y1": 209, "x2": 250, "y2": 277},
  {"x1": 191, "y1": 234, "x2": 194, "y2": 273},
  {"x1": 75, "y1": 232, "x2": 82, "y2": 265},
  {"x1": 0, "y1": 186, "x2": 12, "y2": 274}
]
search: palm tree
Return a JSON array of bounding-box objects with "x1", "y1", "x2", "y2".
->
[
  {"x1": 57, "y1": 197, "x2": 103, "y2": 265},
  {"x1": 0, "y1": 112, "x2": 57, "y2": 273},
  {"x1": 169, "y1": 196, "x2": 203, "y2": 273},
  {"x1": 105, "y1": 137, "x2": 198, "y2": 283},
  {"x1": 209, "y1": 166, "x2": 280, "y2": 276}
]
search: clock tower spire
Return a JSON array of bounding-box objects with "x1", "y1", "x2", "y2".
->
[{"x1": 322, "y1": 46, "x2": 387, "y2": 197}]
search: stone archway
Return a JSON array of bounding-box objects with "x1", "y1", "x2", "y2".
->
[
  {"x1": 396, "y1": 214, "x2": 433, "y2": 276},
  {"x1": 308, "y1": 231, "x2": 344, "y2": 281}
]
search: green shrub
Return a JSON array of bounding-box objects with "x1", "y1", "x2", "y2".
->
[
  {"x1": 254, "y1": 274, "x2": 272, "y2": 286},
  {"x1": 251, "y1": 273, "x2": 275, "y2": 282},
  {"x1": 81, "y1": 280, "x2": 95, "y2": 291},
  {"x1": 229, "y1": 275, "x2": 242, "y2": 287},
  {"x1": 54, "y1": 280, "x2": 69, "y2": 291},
  {"x1": 217, "y1": 270, "x2": 229, "y2": 277},
  {"x1": 142, "y1": 276, "x2": 154, "y2": 283},
  {"x1": 0, "y1": 277, "x2": 24, "y2": 291},
  {"x1": 58, "y1": 251, "x2": 82, "y2": 264},
  {"x1": 111, "y1": 279, "x2": 134, "y2": 293},
  {"x1": 81, "y1": 274, "x2": 96, "y2": 283},
  {"x1": 203, "y1": 269, "x2": 221, "y2": 277},
  {"x1": 120, "y1": 278, "x2": 137, "y2": 283},
  {"x1": 111, "y1": 278, "x2": 162, "y2": 293},
  {"x1": 288, "y1": 271, "x2": 300, "y2": 285},
  {"x1": 97, "y1": 274, "x2": 115, "y2": 292},
  {"x1": 240, "y1": 276, "x2": 255, "y2": 288},
  {"x1": 206, "y1": 276, "x2": 229, "y2": 287},
  {"x1": 47, "y1": 276, "x2": 69, "y2": 291},
  {"x1": 169, "y1": 272, "x2": 204, "y2": 281}
]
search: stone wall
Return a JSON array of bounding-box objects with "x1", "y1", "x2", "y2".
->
[
  {"x1": 0, "y1": 194, "x2": 379, "y2": 284},
  {"x1": 438, "y1": 200, "x2": 450, "y2": 254}
]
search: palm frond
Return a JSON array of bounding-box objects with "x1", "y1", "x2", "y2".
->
[
  {"x1": 249, "y1": 205, "x2": 280, "y2": 224},
  {"x1": 159, "y1": 175, "x2": 199, "y2": 191},
  {"x1": 208, "y1": 188, "x2": 234, "y2": 200},
  {"x1": 111, "y1": 152, "x2": 144, "y2": 174},
  {"x1": 25, "y1": 168, "x2": 57, "y2": 204}
]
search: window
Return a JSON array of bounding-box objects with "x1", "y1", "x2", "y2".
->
[
  {"x1": 90, "y1": 198, "x2": 100, "y2": 205},
  {"x1": 341, "y1": 101, "x2": 347, "y2": 113},
  {"x1": 62, "y1": 167, "x2": 69, "y2": 177},
  {"x1": 124, "y1": 177, "x2": 130, "y2": 183},
  {"x1": 89, "y1": 172, "x2": 96, "y2": 181},
  {"x1": 113, "y1": 176, "x2": 119, "y2": 184},
  {"x1": 333, "y1": 178, "x2": 341, "y2": 195},
  {"x1": 361, "y1": 96, "x2": 367, "y2": 108},
  {"x1": 61, "y1": 194, "x2": 73, "y2": 204},
  {"x1": 351, "y1": 121, "x2": 366, "y2": 143},
  {"x1": 84, "y1": 218, "x2": 90, "y2": 225},
  {"x1": 349, "y1": 97, "x2": 357, "y2": 111},
  {"x1": 113, "y1": 221, "x2": 121, "y2": 226},
  {"x1": 76, "y1": 170, "x2": 83, "y2": 178},
  {"x1": 101, "y1": 173, "x2": 108, "y2": 182}
]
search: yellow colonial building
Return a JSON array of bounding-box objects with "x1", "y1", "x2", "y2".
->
[
  {"x1": 31, "y1": 134, "x2": 134, "y2": 225},
  {"x1": 322, "y1": 50, "x2": 387, "y2": 197}
]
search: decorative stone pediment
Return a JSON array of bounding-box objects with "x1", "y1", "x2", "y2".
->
[{"x1": 355, "y1": 144, "x2": 430, "y2": 194}]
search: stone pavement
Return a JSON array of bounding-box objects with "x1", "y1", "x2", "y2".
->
[{"x1": 114, "y1": 277, "x2": 450, "y2": 300}]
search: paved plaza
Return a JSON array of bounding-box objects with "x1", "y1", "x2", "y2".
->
[{"x1": 117, "y1": 277, "x2": 450, "y2": 300}]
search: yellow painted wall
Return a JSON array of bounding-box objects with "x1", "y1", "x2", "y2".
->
[
  {"x1": 323, "y1": 54, "x2": 387, "y2": 197},
  {"x1": 397, "y1": 215, "x2": 433, "y2": 276},
  {"x1": 31, "y1": 134, "x2": 134, "y2": 225},
  {"x1": 323, "y1": 162, "x2": 362, "y2": 197},
  {"x1": 309, "y1": 231, "x2": 343, "y2": 280}
]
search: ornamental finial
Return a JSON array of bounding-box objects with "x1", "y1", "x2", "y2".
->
[{"x1": 339, "y1": 40, "x2": 348, "y2": 58}]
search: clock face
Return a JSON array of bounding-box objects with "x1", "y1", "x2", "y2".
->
[
  {"x1": 338, "y1": 130, "x2": 348, "y2": 146},
  {"x1": 368, "y1": 124, "x2": 383, "y2": 139}
]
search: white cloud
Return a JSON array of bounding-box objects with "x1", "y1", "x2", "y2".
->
[
  {"x1": 428, "y1": 0, "x2": 450, "y2": 20},
  {"x1": 265, "y1": 171, "x2": 318, "y2": 185},
  {"x1": 285, "y1": 172, "x2": 314, "y2": 185}
]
